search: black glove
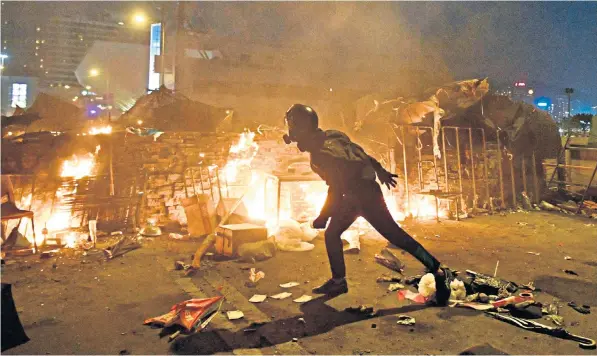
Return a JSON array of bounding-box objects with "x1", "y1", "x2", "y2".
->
[
  {"x1": 312, "y1": 215, "x2": 330, "y2": 229},
  {"x1": 378, "y1": 169, "x2": 398, "y2": 189}
]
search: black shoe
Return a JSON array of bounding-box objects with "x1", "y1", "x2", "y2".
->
[
  {"x1": 312, "y1": 278, "x2": 348, "y2": 296},
  {"x1": 434, "y1": 268, "x2": 453, "y2": 306}
]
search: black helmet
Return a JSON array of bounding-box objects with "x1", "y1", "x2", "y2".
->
[{"x1": 283, "y1": 104, "x2": 318, "y2": 144}]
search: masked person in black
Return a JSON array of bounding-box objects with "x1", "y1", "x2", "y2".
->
[{"x1": 283, "y1": 104, "x2": 453, "y2": 305}]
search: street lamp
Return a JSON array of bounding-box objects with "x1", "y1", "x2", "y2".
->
[{"x1": 133, "y1": 13, "x2": 147, "y2": 24}]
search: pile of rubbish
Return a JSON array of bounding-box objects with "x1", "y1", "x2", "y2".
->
[{"x1": 387, "y1": 267, "x2": 595, "y2": 349}]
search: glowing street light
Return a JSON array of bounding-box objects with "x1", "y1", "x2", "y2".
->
[
  {"x1": 89, "y1": 68, "x2": 99, "y2": 77},
  {"x1": 133, "y1": 13, "x2": 147, "y2": 24},
  {"x1": 528, "y1": 89, "x2": 534, "y2": 95}
]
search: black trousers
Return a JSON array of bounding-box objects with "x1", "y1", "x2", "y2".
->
[{"x1": 324, "y1": 180, "x2": 441, "y2": 279}]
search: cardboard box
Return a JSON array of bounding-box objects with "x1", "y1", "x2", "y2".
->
[
  {"x1": 182, "y1": 194, "x2": 216, "y2": 237},
  {"x1": 215, "y1": 223, "x2": 268, "y2": 257}
]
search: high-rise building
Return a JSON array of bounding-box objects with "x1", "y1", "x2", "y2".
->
[
  {"x1": 37, "y1": 17, "x2": 146, "y2": 88},
  {"x1": 1, "y1": 7, "x2": 147, "y2": 90},
  {"x1": 552, "y1": 95, "x2": 568, "y2": 121}
]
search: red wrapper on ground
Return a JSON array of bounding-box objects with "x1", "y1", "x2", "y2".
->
[{"x1": 144, "y1": 296, "x2": 223, "y2": 332}]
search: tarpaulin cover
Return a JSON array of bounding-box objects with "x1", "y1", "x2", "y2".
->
[
  {"x1": 25, "y1": 93, "x2": 84, "y2": 132},
  {"x1": 144, "y1": 296, "x2": 223, "y2": 333},
  {"x1": 121, "y1": 85, "x2": 231, "y2": 132}
]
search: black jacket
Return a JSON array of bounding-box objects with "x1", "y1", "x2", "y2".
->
[{"x1": 309, "y1": 130, "x2": 386, "y2": 218}]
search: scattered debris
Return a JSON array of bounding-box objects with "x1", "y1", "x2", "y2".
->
[
  {"x1": 448, "y1": 279, "x2": 466, "y2": 301},
  {"x1": 485, "y1": 312, "x2": 596, "y2": 349},
  {"x1": 249, "y1": 294, "x2": 267, "y2": 303},
  {"x1": 374, "y1": 248, "x2": 405, "y2": 274},
  {"x1": 39, "y1": 249, "x2": 60, "y2": 259},
  {"x1": 249, "y1": 268, "x2": 265, "y2": 284},
  {"x1": 226, "y1": 310, "x2": 244, "y2": 320},
  {"x1": 450, "y1": 301, "x2": 496, "y2": 311},
  {"x1": 585, "y1": 223, "x2": 596, "y2": 227},
  {"x1": 521, "y1": 282, "x2": 537, "y2": 291},
  {"x1": 539, "y1": 201, "x2": 560, "y2": 211},
  {"x1": 271, "y1": 292, "x2": 292, "y2": 300},
  {"x1": 564, "y1": 256, "x2": 572, "y2": 260},
  {"x1": 293, "y1": 295, "x2": 313, "y2": 303},
  {"x1": 168, "y1": 233, "x2": 185, "y2": 240},
  {"x1": 280, "y1": 282, "x2": 300, "y2": 288},
  {"x1": 119, "y1": 349, "x2": 129, "y2": 355},
  {"x1": 396, "y1": 315, "x2": 416, "y2": 326},
  {"x1": 370, "y1": 323, "x2": 377, "y2": 329},
  {"x1": 111, "y1": 231, "x2": 124, "y2": 236},
  {"x1": 545, "y1": 314, "x2": 565, "y2": 326},
  {"x1": 104, "y1": 235, "x2": 142, "y2": 260},
  {"x1": 517, "y1": 222, "x2": 529, "y2": 226},
  {"x1": 397, "y1": 289, "x2": 428, "y2": 304},
  {"x1": 376, "y1": 275, "x2": 402, "y2": 283},
  {"x1": 464, "y1": 270, "x2": 519, "y2": 296},
  {"x1": 388, "y1": 283, "x2": 405, "y2": 292},
  {"x1": 526, "y1": 251, "x2": 540, "y2": 256},
  {"x1": 144, "y1": 297, "x2": 224, "y2": 332},
  {"x1": 238, "y1": 239, "x2": 276, "y2": 262},
  {"x1": 345, "y1": 305, "x2": 375, "y2": 316},
  {"x1": 564, "y1": 269, "x2": 579, "y2": 276},
  {"x1": 491, "y1": 293, "x2": 534, "y2": 308},
  {"x1": 568, "y1": 302, "x2": 591, "y2": 315},
  {"x1": 418, "y1": 273, "x2": 436, "y2": 297},
  {"x1": 174, "y1": 261, "x2": 190, "y2": 271},
  {"x1": 292, "y1": 337, "x2": 299, "y2": 342},
  {"x1": 168, "y1": 330, "x2": 181, "y2": 342},
  {"x1": 298, "y1": 317, "x2": 306, "y2": 324}
]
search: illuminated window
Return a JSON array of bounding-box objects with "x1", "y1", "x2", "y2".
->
[
  {"x1": 11, "y1": 83, "x2": 27, "y2": 108},
  {"x1": 148, "y1": 23, "x2": 162, "y2": 91}
]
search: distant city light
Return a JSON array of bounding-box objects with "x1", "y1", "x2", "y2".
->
[
  {"x1": 537, "y1": 102, "x2": 548, "y2": 107},
  {"x1": 90, "y1": 110, "x2": 97, "y2": 114},
  {"x1": 64, "y1": 85, "x2": 70, "y2": 89},
  {"x1": 7, "y1": 131, "x2": 13, "y2": 136},
  {"x1": 82, "y1": 90, "x2": 88, "y2": 95},
  {"x1": 85, "y1": 85, "x2": 91, "y2": 90},
  {"x1": 118, "y1": 21, "x2": 125, "y2": 26},
  {"x1": 0, "y1": 53, "x2": 8, "y2": 59},
  {"x1": 89, "y1": 68, "x2": 99, "y2": 77},
  {"x1": 528, "y1": 89, "x2": 534, "y2": 95},
  {"x1": 514, "y1": 82, "x2": 526, "y2": 87},
  {"x1": 137, "y1": 120, "x2": 143, "y2": 125},
  {"x1": 329, "y1": 88, "x2": 333, "y2": 92}
]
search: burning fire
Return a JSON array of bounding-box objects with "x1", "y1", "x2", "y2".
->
[
  {"x1": 60, "y1": 152, "x2": 97, "y2": 179},
  {"x1": 88, "y1": 125, "x2": 112, "y2": 135},
  {"x1": 220, "y1": 130, "x2": 450, "y2": 237},
  {"x1": 223, "y1": 130, "x2": 259, "y2": 183},
  {"x1": 13, "y1": 148, "x2": 101, "y2": 248}
]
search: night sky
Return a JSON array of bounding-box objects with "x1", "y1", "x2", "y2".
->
[{"x1": 2, "y1": 1, "x2": 596, "y2": 103}]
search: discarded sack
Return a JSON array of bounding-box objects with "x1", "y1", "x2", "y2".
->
[
  {"x1": 238, "y1": 239, "x2": 276, "y2": 262},
  {"x1": 341, "y1": 230, "x2": 361, "y2": 254},
  {"x1": 299, "y1": 222, "x2": 319, "y2": 242},
  {"x1": 144, "y1": 296, "x2": 223, "y2": 333},
  {"x1": 274, "y1": 219, "x2": 315, "y2": 252},
  {"x1": 418, "y1": 273, "x2": 436, "y2": 298},
  {"x1": 464, "y1": 270, "x2": 519, "y2": 296},
  {"x1": 450, "y1": 279, "x2": 467, "y2": 300}
]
